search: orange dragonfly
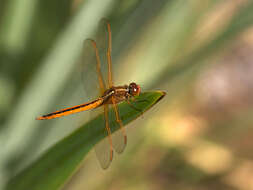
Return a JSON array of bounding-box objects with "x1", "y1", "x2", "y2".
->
[{"x1": 36, "y1": 19, "x2": 142, "y2": 169}]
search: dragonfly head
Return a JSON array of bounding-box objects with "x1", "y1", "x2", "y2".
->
[{"x1": 129, "y1": 82, "x2": 141, "y2": 96}]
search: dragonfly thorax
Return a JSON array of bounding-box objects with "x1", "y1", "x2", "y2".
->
[{"x1": 102, "y1": 83, "x2": 140, "y2": 105}]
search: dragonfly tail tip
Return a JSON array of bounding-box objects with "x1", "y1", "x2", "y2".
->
[{"x1": 36, "y1": 116, "x2": 44, "y2": 120}]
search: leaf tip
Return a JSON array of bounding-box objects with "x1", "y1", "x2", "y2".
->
[{"x1": 155, "y1": 90, "x2": 166, "y2": 102}]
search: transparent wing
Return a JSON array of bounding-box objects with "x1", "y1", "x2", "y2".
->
[
  {"x1": 81, "y1": 39, "x2": 105, "y2": 100},
  {"x1": 96, "y1": 18, "x2": 113, "y2": 88},
  {"x1": 81, "y1": 19, "x2": 111, "y2": 100},
  {"x1": 95, "y1": 104, "x2": 114, "y2": 169},
  {"x1": 92, "y1": 19, "x2": 128, "y2": 155},
  {"x1": 81, "y1": 25, "x2": 116, "y2": 169},
  {"x1": 81, "y1": 38, "x2": 114, "y2": 169},
  {"x1": 94, "y1": 136, "x2": 112, "y2": 169},
  {"x1": 101, "y1": 19, "x2": 128, "y2": 154},
  {"x1": 81, "y1": 19, "x2": 127, "y2": 168},
  {"x1": 110, "y1": 97, "x2": 127, "y2": 154}
]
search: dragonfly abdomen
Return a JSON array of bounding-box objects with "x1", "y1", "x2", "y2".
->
[{"x1": 36, "y1": 98, "x2": 104, "y2": 120}]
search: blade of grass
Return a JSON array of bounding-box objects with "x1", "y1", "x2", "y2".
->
[
  {"x1": 0, "y1": 0, "x2": 115, "y2": 184},
  {"x1": 6, "y1": 91, "x2": 165, "y2": 190}
]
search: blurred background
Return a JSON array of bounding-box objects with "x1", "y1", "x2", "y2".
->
[{"x1": 1, "y1": 0, "x2": 253, "y2": 189}]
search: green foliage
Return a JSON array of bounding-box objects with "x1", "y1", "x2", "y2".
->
[
  {"x1": 1, "y1": 0, "x2": 253, "y2": 189},
  {"x1": 6, "y1": 91, "x2": 165, "y2": 190}
]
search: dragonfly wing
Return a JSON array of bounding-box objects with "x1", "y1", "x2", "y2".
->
[
  {"x1": 98, "y1": 20, "x2": 127, "y2": 154},
  {"x1": 81, "y1": 19, "x2": 127, "y2": 168},
  {"x1": 95, "y1": 137, "x2": 112, "y2": 169},
  {"x1": 109, "y1": 97, "x2": 127, "y2": 154},
  {"x1": 81, "y1": 32, "x2": 113, "y2": 169},
  {"x1": 81, "y1": 19, "x2": 111, "y2": 99},
  {"x1": 111, "y1": 126, "x2": 127, "y2": 154},
  {"x1": 96, "y1": 19, "x2": 114, "y2": 88},
  {"x1": 94, "y1": 104, "x2": 113, "y2": 169},
  {"x1": 81, "y1": 39, "x2": 105, "y2": 100}
]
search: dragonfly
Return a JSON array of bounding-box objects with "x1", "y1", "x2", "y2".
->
[{"x1": 36, "y1": 19, "x2": 142, "y2": 169}]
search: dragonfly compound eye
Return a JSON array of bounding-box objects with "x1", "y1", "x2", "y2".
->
[{"x1": 129, "y1": 83, "x2": 141, "y2": 96}]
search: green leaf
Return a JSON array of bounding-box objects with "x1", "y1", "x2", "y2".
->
[{"x1": 6, "y1": 91, "x2": 166, "y2": 190}]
